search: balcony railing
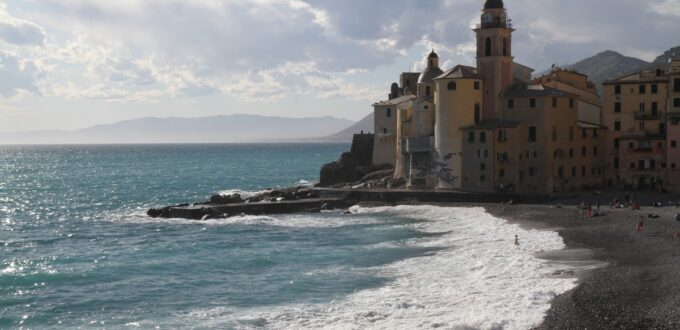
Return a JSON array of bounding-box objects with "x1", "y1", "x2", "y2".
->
[
  {"x1": 475, "y1": 22, "x2": 513, "y2": 29},
  {"x1": 403, "y1": 136, "x2": 433, "y2": 153},
  {"x1": 634, "y1": 112, "x2": 660, "y2": 120}
]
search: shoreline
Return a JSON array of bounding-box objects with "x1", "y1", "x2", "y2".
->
[{"x1": 485, "y1": 203, "x2": 680, "y2": 329}]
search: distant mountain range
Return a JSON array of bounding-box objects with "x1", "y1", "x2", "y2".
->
[
  {"x1": 0, "y1": 114, "x2": 355, "y2": 144},
  {"x1": 563, "y1": 46, "x2": 680, "y2": 85}
]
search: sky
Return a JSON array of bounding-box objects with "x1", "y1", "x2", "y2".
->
[{"x1": 0, "y1": 0, "x2": 679, "y2": 132}]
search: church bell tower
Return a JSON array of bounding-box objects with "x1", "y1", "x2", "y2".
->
[{"x1": 475, "y1": 0, "x2": 514, "y2": 120}]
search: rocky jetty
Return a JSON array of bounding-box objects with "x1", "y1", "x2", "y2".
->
[{"x1": 147, "y1": 186, "x2": 324, "y2": 219}]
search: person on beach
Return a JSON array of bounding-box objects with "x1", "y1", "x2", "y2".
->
[
  {"x1": 596, "y1": 200, "x2": 600, "y2": 212},
  {"x1": 675, "y1": 213, "x2": 680, "y2": 222},
  {"x1": 514, "y1": 235, "x2": 519, "y2": 246},
  {"x1": 636, "y1": 217, "x2": 645, "y2": 234},
  {"x1": 625, "y1": 194, "x2": 630, "y2": 207},
  {"x1": 588, "y1": 204, "x2": 592, "y2": 218}
]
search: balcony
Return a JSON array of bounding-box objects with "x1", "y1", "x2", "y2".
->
[
  {"x1": 475, "y1": 22, "x2": 513, "y2": 30},
  {"x1": 403, "y1": 136, "x2": 433, "y2": 153},
  {"x1": 634, "y1": 112, "x2": 660, "y2": 120}
]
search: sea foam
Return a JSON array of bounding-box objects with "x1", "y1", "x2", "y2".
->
[{"x1": 184, "y1": 205, "x2": 580, "y2": 330}]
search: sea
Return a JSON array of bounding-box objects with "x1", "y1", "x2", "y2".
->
[{"x1": 0, "y1": 144, "x2": 580, "y2": 329}]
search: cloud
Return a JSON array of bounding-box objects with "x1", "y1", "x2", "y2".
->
[
  {"x1": 0, "y1": 0, "x2": 678, "y2": 105},
  {"x1": 0, "y1": 51, "x2": 42, "y2": 99},
  {"x1": 0, "y1": 3, "x2": 45, "y2": 46}
]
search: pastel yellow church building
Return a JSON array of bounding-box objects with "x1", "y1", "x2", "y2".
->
[{"x1": 372, "y1": 0, "x2": 608, "y2": 193}]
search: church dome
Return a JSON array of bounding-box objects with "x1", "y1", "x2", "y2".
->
[
  {"x1": 428, "y1": 50, "x2": 439, "y2": 59},
  {"x1": 484, "y1": 0, "x2": 504, "y2": 9},
  {"x1": 418, "y1": 67, "x2": 444, "y2": 84}
]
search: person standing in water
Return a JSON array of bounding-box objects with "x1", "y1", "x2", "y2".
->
[{"x1": 636, "y1": 217, "x2": 645, "y2": 234}]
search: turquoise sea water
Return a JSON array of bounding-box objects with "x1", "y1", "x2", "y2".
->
[{"x1": 0, "y1": 144, "x2": 439, "y2": 328}]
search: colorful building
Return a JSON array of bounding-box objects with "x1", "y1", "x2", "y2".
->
[{"x1": 370, "y1": 0, "x2": 679, "y2": 193}]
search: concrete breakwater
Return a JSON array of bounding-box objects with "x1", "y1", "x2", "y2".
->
[{"x1": 147, "y1": 188, "x2": 552, "y2": 220}]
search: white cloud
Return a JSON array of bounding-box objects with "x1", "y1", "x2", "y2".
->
[{"x1": 0, "y1": 3, "x2": 45, "y2": 46}]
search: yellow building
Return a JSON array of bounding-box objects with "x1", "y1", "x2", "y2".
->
[{"x1": 370, "y1": 0, "x2": 610, "y2": 193}]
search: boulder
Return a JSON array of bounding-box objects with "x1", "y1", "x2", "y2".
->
[{"x1": 209, "y1": 193, "x2": 244, "y2": 205}]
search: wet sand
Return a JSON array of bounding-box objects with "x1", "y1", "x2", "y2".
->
[{"x1": 486, "y1": 203, "x2": 680, "y2": 329}]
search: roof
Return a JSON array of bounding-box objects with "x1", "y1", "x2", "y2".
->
[
  {"x1": 602, "y1": 71, "x2": 669, "y2": 85},
  {"x1": 418, "y1": 67, "x2": 444, "y2": 84},
  {"x1": 502, "y1": 83, "x2": 572, "y2": 98},
  {"x1": 372, "y1": 94, "x2": 416, "y2": 106},
  {"x1": 434, "y1": 65, "x2": 481, "y2": 80},
  {"x1": 578, "y1": 121, "x2": 606, "y2": 129},
  {"x1": 461, "y1": 120, "x2": 519, "y2": 130},
  {"x1": 428, "y1": 50, "x2": 438, "y2": 59},
  {"x1": 484, "y1": 0, "x2": 504, "y2": 9}
]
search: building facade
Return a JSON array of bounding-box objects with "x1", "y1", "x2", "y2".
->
[{"x1": 370, "y1": 0, "x2": 679, "y2": 193}]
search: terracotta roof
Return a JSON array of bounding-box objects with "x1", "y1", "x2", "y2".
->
[
  {"x1": 372, "y1": 94, "x2": 416, "y2": 106},
  {"x1": 434, "y1": 65, "x2": 481, "y2": 80},
  {"x1": 502, "y1": 83, "x2": 572, "y2": 97}
]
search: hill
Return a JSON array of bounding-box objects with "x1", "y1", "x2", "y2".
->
[
  {"x1": 321, "y1": 112, "x2": 374, "y2": 142},
  {"x1": 0, "y1": 114, "x2": 355, "y2": 144},
  {"x1": 566, "y1": 50, "x2": 650, "y2": 85}
]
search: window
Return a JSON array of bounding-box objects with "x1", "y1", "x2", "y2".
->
[
  {"x1": 614, "y1": 138, "x2": 619, "y2": 149},
  {"x1": 569, "y1": 126, "x2": 574, "y2": 141},
  {"x1": 485, "y1": 37, "x2": 492, "y2": 57},
  {"x1": 614, "y1": 102, "x2": 621, "y2": 113},
  {"x1": 658, "y1": 142, "x2": 663, "y2": 149},
  {"x1": 569, "y1": 98, "x2": 574, "y2": 108},
  {"x1": 652, "y1": 102, "x2": 658, "y2": 116},
  {"x1": 529, "y1": 167, "x2": 535, "y2": 177},
  {"x1": 673, "y1": 163, "x2": 677, "y2": 169},
  {"x1": 552, "y1": 97, "x2": 557, "y2": 108},
  {"x1": 674, "y1": 98, "x2": 680, "y2": 108},
  {"x1": 552, "y1": 126, "x2": 557, "y2": 142},
  {"x1": 447, "y1": 81, "x2": 457, "y2": 90},
  {"x1": 480, "y1": 131, "x2": 486, "y2": 143},
  {"x1": 675, "y1": 78, "x2": 680, "y2": 92},
  {"x1": 593, "y1": 129, "x2": 598, "y2": 138},
  {"x1": 528, "y1": 126, "x2": 536, "y2": 142},
  {"x1": 639, "y1": 122, "x2": 645, "y2": 131},
  {"x1": 480, "y1": 175, "x2": 486, "y2": 182},
  {"x1": 498, "y1": 129, "x2": 506, "y2": 142},
  {"x1": 558, "y1": 167, "x2": 564, "y2": 178},
  {"x1": 572, "y1": 167, "x2": 576, "y2": 177},
  {"x1": 614, "y1": 157, "x2": 619, "y2": 169},
  {"x1": 582, "y1": 166, "x2": 586, "y2": 177},
  {"x1": 639, "y1": 160, "x2": 645, "y2": 170},
  {"x1": 582, "y1": 146, "x2": 586, "y2": 156},
  {"x1": 630, "y1": 163, "x2": 635, "y2": 169},
  {"x1": 474, "y1": 81, "x2": 480, "y2": 90},
  {"x1": 614, "y1": 85, "x2": 621, "y2": 94},
  {"x1": 569, "y1": 148, "x2": 574, "y2": 158},
  {"x1": 474, "y1": 104, "x2": 481, "y2": 123},
  {"x1": 533, "y1": 151, "x2": 538, "y2": 158},
  {"x1": 502, "y1": 38, "x2": 508, "y2": 56},
  {"x1": 582, "y1": 129, "x2": 587, "y2": 138},
  {"x1": 660, "y1": 123, "x2": 666, "y2": 135},
  {"x1": 650, "y1": 159, "x2": 656, "y2": 169},
  {"x1": 481, "y1": 163, "x2": 486, "y2": 171},
  {"x1": 468, "y1": 131, "x2": 475, "y2": 143},
  {"x1": 383, "y1": 128, "x2": 387, "y2": 134},
  {"x1": 629, "y1": 142, "x2": 634, "y2": 149},
  {"x1": 386, "y1": 108, "x2": 392, "y2": 117},
  {"x1": 639, "y1": 84, "x2": 646, "y2": 94},
  {"x1": 499, "y1": 168, "x2": 505, "y2": 177},
  {"x1": 593, "y1": 146, "x2": 598, "y2": 156},
  {"x1": 614, "y1": 121, "x2": 621, "y2": 131},
  {"x1": 672, "y1": 140, "x2": 677, "y2": 148},
  {"x1": 639, "y1": 103, "x2": 645, "y2": 113},
  {"x1": 425, "y1": 86, "x2": 431, "y2": 96},
  {"x1": 652, "y1": 84, "x2": 658, "y2": 94},
  {"x1": 508, "y1": 99, "x2": 514, "y2": 109},
  {"x1": 529, "y1": 98, "x2": 536, "y2": 108}
]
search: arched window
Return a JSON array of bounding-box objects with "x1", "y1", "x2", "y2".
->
[
  {"x1": 447, "y1": 81, "x2": 457, "y2": 91},
  {"x1": 502, "y1": 38, "x2": 508, "y2": 56},
  {"x1": 429, "y1": 60, "x2": 434, "y2": 67},
  {"x1": 425, "y1": 86, "x2": 431, "y2": 96},
  {"x1": 474, "y1": 103, "x2": 481, "y2": 123},
  {"x1": 485, "y1": 37, "x2": 492, "y2": 57}
]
